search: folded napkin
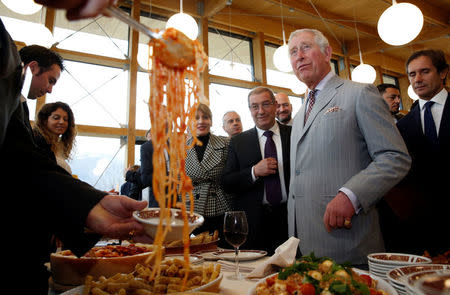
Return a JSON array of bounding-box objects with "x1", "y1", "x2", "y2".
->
[{"x1": 246, "y1": 237, "x2": 300, "y2": 279}]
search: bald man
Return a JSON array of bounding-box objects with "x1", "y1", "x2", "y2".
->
[
  {"x1": 222, "y1": 111, "x2": 243, "y2": 137},
  {"x1": 275, "y1": 92, "x2": 294, "y2": 126}
]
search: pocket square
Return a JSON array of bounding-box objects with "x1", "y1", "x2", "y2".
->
[{"x1": 325, "y1": 106, "x2": 341, "y2": 114}]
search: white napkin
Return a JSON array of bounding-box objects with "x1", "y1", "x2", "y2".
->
[{"x1": 246, "y1": 237, "x2": 300, "y2": 279}]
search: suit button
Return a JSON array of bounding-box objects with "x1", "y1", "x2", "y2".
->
[{"x1": 295, "y1": 169, "x2": 301, "y2": 175}]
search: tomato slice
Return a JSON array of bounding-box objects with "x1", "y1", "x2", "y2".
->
[
  {"x1": 286, "y1": 281, "x2": 298, "y2": 293},
  {"x1": 360, "y1": 274, "x2": 373, "y2": 287},
  {"x1": 299, "y1": 283, "x2": 316, "y2": 295},
  {"x1": 266, "y1": 275, "x2": 276, "y2": 287}
]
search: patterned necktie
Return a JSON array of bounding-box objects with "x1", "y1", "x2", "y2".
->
[
  {"x1": 263, "y1": 130, "x2": 282, "y2": 205},
  {"x1": 304, "y1": 89, "x2": 317, "y2": 125},
  {"x1": 424, "y1": 101, "x2": 438, "y2": 144}
]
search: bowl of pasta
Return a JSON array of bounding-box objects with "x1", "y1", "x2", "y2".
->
[{"x1": 133, "y1": 208, "x2": 204, "y2": 242}]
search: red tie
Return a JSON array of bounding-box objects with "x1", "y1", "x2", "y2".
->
[{"x1": 304, "y1": 89, "x2": 317, "y2": 125}]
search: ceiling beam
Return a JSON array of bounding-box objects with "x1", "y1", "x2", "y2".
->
[
  {"x1": 346, "y1": 30, "x2": 449, "y2": 57},
  {"x1": 203, "y1": 0, "x2": 229, "y2": 18},
  {"x1": 264, "y1": 0, "x2": 378, "y2": 37}
]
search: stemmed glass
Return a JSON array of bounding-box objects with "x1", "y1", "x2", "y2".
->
[{"x1": 223, "y1": 211, "x2": 248, "y2": 280}]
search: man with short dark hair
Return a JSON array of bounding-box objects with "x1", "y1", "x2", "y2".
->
[
  {"x1": 18, "y1": 45, "x2": 64, "y2": 134},
  {"x1": 391, "y1": 49, "x2": 450, "y2": 255},
  {"x1": 377, "y1": 83, "x2": 404, "y2": 122},
  {"x1": 223, "y1": 86, "x2": 291, "y2": 254}
]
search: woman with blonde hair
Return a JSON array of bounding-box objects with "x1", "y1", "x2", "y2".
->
[
  {"x1": 33, "y1": 101, "x2": 76, "y2": 174},
  {"x1": 186, "y1": 103, "x2": 234, "y2": 247}
]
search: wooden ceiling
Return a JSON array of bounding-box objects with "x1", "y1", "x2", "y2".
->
[{"x1": 132, "y1": 0, "x2": 450, "y2": 76}]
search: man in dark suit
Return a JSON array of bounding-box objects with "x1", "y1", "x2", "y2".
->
[
  {"x1": 377, "y1": 83, "x2": 405, "y2": 123},
  {"x1": 385, "y1": 50, "x2": 450, "y2": 255},
  {"x1": 223, "y1": 86, "x2": 291, "y2": 254},
  {"x1": 1, "y1": 15, "x2": 151, "y2": 293},
  {"x1": 390, "y1": 49, "x2": 449, "y2": 255},
  {"x1": 126, "y1": 138, "x2": 160, "y2": 207}
]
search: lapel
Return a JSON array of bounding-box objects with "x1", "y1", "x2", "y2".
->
[
  {"x1": 201, "y1": 134, "x2": 224, "y2": 171},
  {"x1": 295, "y1": 75, "x2": 343, "y2": 146}
]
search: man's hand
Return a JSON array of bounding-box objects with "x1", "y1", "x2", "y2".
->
[
  {"x1": 254, "y1": 157, "x2": 278, "y2": 178},
  {"x1": 323, "y1": 192, "x2": 355, "y2": 232},
  {"x1": 86, "y1": 195, "x2": 153, "y2": 243}
]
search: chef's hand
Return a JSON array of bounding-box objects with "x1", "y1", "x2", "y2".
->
[
  {"x1": 254, "y1": 157, "x2": 278, "y2": 177},
  {"x1": 323, "y1": 192, "x2": 355, "y2": 232},
  {"x1": 86, "y1": 195, "x2": 153, "y2": 243},
  {"x1": 34, "y1": 0, "x2": 117, "y2": 20}
]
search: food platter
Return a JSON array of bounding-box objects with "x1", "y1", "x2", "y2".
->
[
  {"x1": 212, "y1": 250, "x2": 267, "y2": 261},
  {"x1": 60, "y1": 273, "x2": 223, "y2": 295},
  {"x1": 165, "y1": 239, "x2": 219, "y2": 255},
  {"x1": 246, "y1": 268, "x2": 398, "y2": 295}
]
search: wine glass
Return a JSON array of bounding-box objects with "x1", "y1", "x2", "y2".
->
[{"x1": 223, "y1": 211, "x2": 248, "y2": 280}]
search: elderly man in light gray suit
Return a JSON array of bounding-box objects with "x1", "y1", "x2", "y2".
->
[{"x1": 287, "y1": 28, "x2": 411, "y2": 264}]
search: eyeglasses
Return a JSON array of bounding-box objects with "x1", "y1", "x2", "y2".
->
[
  {"x1": 249, "y1": 101, "x2": 275, "y2": 111},
  {"x1": 277, "y1": 103, "x2": 290, "y2": 108},
  {"x1": 289, "y1": 44, "x2": 312, "y2": 57}
]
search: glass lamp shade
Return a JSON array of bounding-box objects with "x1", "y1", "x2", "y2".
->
[
  {"x1": 166, "y1": 12, "x2": 198, "y2": 40},
  {"x1": 408, "y1": 84, "x2": 419, "y2": 101},
  {"x1": 25, "y1": 24, "x2": 54, "y2": 48},
  {"x1": 273, "y1": 44, "x2": 292, "y2": 72},
  {"x1": 290, "y1": 78, "x2": 307, "y2": 95},
  {"x1": 351, "y1": 63, "x2": 377, "y2": 84},
  {"x1": 377, "y1": 2, "x2": 424, "y2": 46},
  {"x1": 1, "y1": 0, "x2": 42, "y2": 15}
]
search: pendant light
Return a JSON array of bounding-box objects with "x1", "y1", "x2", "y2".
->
[
  {"x1": 166, "y1": 0, "x2": 198, "y2": 40},
  {"x1": 273, "y1": 0, "x2": 292, "y2": 73},
  {"x1": 351, "y1": 22, "x2": 376, "y2": 84},
  {"x1": 1, "y1": 0, "x2": 42, "y2": 15},
  {"x1": 408, "y1": 84, "x2": 419, "y2": 101},
  {"x1": 377, "y1": 0, "x2": 423, "y2": 46},
  {"x1": 290, "y1": 76, "x2": 307, "y2": 95}
]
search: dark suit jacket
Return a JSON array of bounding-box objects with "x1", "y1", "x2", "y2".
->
[
  {"x1": 222, "y1": 122, "x2": 291, "y2": 249},
  {"x1": 1, "y1": 23, "x2": 106, "y2": 293},
  {"x1": 126, "y1": 140, "x2": 159, "y2": 207},
  {"x1": 391, "y1": 92, "x2": 450, "y2": 254}
]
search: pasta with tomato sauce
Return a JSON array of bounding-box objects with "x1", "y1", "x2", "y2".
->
[{"x1": 145, "y1": 27, "x2": 207, "y2": 289}]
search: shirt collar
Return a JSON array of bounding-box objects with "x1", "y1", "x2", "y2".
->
[
  {"x1": 256, "y1": 121, "x2": 280, "y2": 139},
  {"x1": 418, "y1": 88, "x2": 448, "y2": 110},
  {"x1": 307, "y1": 70, "x2": 334, "y2": 94}
]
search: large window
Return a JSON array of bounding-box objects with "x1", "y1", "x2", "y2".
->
[
  {"x1": 54, "y1": 10, "x2": 129, "y2": 59},
  {"x1": 208, "y1": 29, "x2": 254, "y2": 81},
  {"x1": 47, "y1": 60, "x2": 128, "y2": 127},
  {"x1": 70, "y1": 136, "x2": 125, "y2": 191}
]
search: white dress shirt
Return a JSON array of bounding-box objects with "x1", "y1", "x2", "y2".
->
[
  {"x1": 251, "y1": 122, "x2": 288, "y2": 204},
  {"x1": 418, "y1": 88, "x2": 448, "y2": 135}
]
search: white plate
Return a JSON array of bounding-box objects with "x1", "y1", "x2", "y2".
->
[
  {"x1": 163, "y1": 254, "x2": 204, "y2": 264},
  {"x1": 246, "y1": 268, "x2": 398, "y2": 295},
  {"x1": 213, "y1": 250, "x2": 267, "y2": 261},
  {"x1": 368, "y1": 253, "x2": 431, "y2": 266},
  {"x1": 388, "y1": 264, "x2": 450, "y2": 285},
  {"x1": 61, "y1": 273, "x2": 223, "y2": 294}
]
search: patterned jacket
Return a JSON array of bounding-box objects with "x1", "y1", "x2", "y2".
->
[{"x1": 185, "y1": 134, "x2": 234, "y2": 217}]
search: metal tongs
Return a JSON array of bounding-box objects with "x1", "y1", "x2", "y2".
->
[{"x1": 104, "y1": 6, "x2": 195, "y2": 68}]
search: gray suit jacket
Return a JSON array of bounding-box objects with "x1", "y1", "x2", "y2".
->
[{"x1": 288, "y1": 75, "x2": 411, "y2": 264}]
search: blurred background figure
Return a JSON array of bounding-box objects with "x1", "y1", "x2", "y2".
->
[
  {"x1": 377, "y1": 83, "x2": 404, "y2": 122},
  {"x1": 121, "y1": 165, "x2": 142, "y2": 200},
  {"x1": 33, "y1": 101, "x2": 76, "y2": 174},
  {"x1": 187, "y1": 103, "x2": 234, "y2": 246},
  {"x1": 275, "y1": 92, "x2": 294, "y2": 126},
  {"x1": 222, "y1": 110, "x2": 243, "y2": 137}
]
